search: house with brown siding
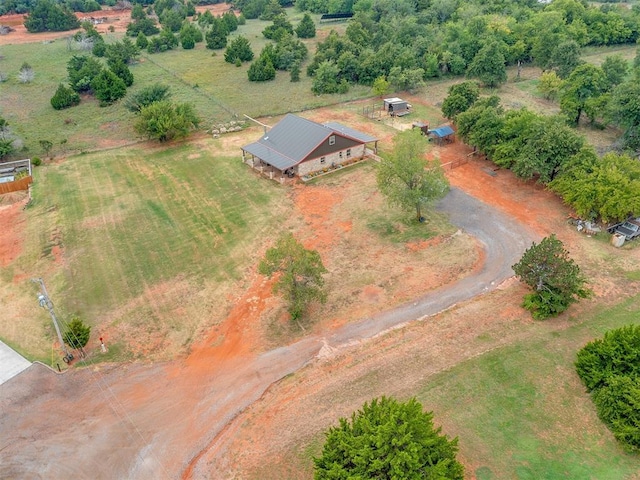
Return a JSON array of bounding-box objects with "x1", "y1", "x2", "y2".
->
[{"x1": 241, "y1": 114, "x2": 378, "y2": 182}]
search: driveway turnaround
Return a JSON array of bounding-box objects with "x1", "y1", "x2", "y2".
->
[
  {"x1": 0, "y1": 340, "x2": 31, "y2": 385},
  {"x1": 0, "y1": 187, "x2": 538, "y2": 479}
]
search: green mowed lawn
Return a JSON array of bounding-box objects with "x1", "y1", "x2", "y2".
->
[
  {"x1": 21, "y1": 141, "x2": 288, "y2": 330},
  {"x1": 419, "y1": 297, "x2": 640, "y2": 480}
]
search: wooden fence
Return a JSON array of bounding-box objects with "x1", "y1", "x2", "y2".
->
[
  {"x1": 0, "y1": 176, "x2": 32, "y2": 194},
  {"x1": 440, "y1": 157, "x2": 468, "y2": 171}
]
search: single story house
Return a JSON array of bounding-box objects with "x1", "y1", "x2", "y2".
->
[{"x1": 241, "y1": 114, "x2": 379, "y2": 181}]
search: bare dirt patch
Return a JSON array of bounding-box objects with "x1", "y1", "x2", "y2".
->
[{"x1": 0, "y1": 200, "x2": 26, "y2": 267}]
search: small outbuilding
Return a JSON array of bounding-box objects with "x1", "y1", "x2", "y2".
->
[
  {"x1": 428, "y1": 125, "x2": 455, "y2": 145},
  {"x1": 383, "y1": 98, "x2": 411, "y2": 117},
  {"x1": 412, "y1": 121, "x2": 429, "y2": 135}
]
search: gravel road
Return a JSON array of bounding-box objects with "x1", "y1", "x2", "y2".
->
[{"x1": 0, "y1": 187, "x2": 538, "y2": 480}]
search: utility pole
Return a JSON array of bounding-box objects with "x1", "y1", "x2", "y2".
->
[{"x1": 32, "y1": 277, "x2": 74, "y2": 363}]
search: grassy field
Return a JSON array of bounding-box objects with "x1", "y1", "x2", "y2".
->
[
  {"x1": 0, "y1": 13, "x2": 369, "y2": 156},
  {"x1": 419, "y1": 297, "x2": 640, "y2": 480},
  {"x1": 10, "y1": 136, "x2": 290, "y2": 360}
]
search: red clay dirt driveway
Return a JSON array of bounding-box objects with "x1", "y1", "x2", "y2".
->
[{"x1": 0, "y1": 181, "x2": 537, "y2": 479}]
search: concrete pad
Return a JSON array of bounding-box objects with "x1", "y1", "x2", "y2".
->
[{"x1": 0, "y1": 340, "x2": 31, "y2": 385}]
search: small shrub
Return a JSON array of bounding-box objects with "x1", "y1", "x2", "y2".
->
[
  {"x1": 31, "y1": 156, "x2": 42, "y2": 166},
  {"x1": 50, "y1": 83, "x2": 80, "y2": 110}
]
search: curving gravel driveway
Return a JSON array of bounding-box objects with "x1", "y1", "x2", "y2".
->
[{"x1": 0, "y1": 187, "x2": 538, "y2": 480}]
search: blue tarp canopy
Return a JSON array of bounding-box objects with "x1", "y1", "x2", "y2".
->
[{"x1": 429, "y1": 125, "x2": 455, "y2": 138}]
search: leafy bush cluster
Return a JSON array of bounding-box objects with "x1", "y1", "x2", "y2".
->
[
  {"x1": 129, "y1": 85, "x2": 200, "y2": 142},
  {"x1": 576, "y1": 325, "x2": 640, "y2": 452},
  {"x1": 451, "y1": 92, "x2": 640, "y2": 223}
]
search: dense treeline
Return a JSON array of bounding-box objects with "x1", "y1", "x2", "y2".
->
[
  {"x1": 312, "y1": 0, "x2": 640, "y2": 92},
  {"x1": 232, "y1": 0, "x2": 640, "y2": 94},
  {"x1": 446, "y1": 80, "x2": 640, "y2": 223},
  {"x1": 3, "y1": 0, "x2": 106, "y2": 15}
]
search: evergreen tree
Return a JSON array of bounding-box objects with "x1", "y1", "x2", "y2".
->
[
  {"x1": 295, "y1": 13, "x2": 315, "y2": 39},
  {"x1": 91, "y1": 69, "x2": 127, "y2": 106},
  {"x1": 205, "y1": 17, "x2": 228, "y2": 50},
  {"x1": 108, "y1": 60, "x2": 134, "y2": 87},
  {"x1": 224, "y1": 36, "x2": 254, "y2": 63},
  {"x1": 315, "y1": 397, "x2": 464, "y2": 480},
  {"x1": 24, "y1": 0, "x2": 80, "y2": 32},
  {"x1": 50, "y1": 83, "x2": 80, "y2": 110},
  {"x1": 247, "y1": 54, "x2": 276, "y2": 81}
]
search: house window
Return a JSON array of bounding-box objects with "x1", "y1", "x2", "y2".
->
[
  {"x1": 346, "y1": 149, "x2": 351, "y2": 158},
  {"x1": 329, "y1": 135, "x2": 335, "y2": 146},
  {"x1": 320, "y1": 157, "x2": 326, "y2": 164},
  {"x1": 339, "y1": 151, "x2": 343, "y2": 158}
]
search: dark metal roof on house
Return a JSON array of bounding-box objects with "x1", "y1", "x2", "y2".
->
[
  {"x1": 242, "y1": 114, "x2": 377, "y2": 170},
  {"x1": 324, "y1": 122, "x2": 378, "y2": 144},
  {"x1": 429, "y1": 125, "x2": 455, "y2": 138}
]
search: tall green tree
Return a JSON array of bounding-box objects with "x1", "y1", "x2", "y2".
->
[
  {"x1": 314, "y1": 396, "x2": 464, "y2": 480},
  {"x1": 537, "y1": 71, "x2": 563, "y2": 100},
  {"x1": 608, "y1": 80, "x2": 640, "y2": 151},
  {"x1": 560, "y1": 63, "x2": 608, "y2": 125},
  {"x1": 295, "y1": 13, "x2": 316, "y2": 38},
  {"x1": 549, "y1": 40, "x2": 582, "y2": 79},
  {"x1": 50, "y1": 83, "x2": 80, "y2": 110},
  {"x1": 512, "y1": 234, "x2": 591, "y2": 320},
  {"x1": 225, "y1": 36, "x2": 254, "y2": 64},
  {"x1": 441, "y1": 81, "x2": 480, "y2": 120},
  {"x1": 466, "y1": 40, "x2": 507, "y2": 88},
  {"x1": 0, "y1": 117, "x2": 15, "y2": 160},
  {"x1": 67, "y1": 55, "x2": 103, "y2": 93},
  {"x1": 205, "y1": 17, "x2": 228, "y2": 49},
  {"x1": 601, "y1": 54, "x2": 628, "y2": 89},
  {"x1": 258, "y1": 233, "x2": 327, "y2": 321},
  {"x1": 377, "y1": 129, "x2": 449, "y2": 222},
  {"x1": 91, "y1": 69, "x2": 127, "y2": 106}
]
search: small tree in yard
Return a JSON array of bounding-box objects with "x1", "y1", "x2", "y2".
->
[
  {"x1": 125, "y1": 83, "x2": 171, "y2": 113},
  {"x1": 91, "y1": 69, "x2": 127, "y2": 106},
  {"x1": 18, "y1": 62, "x2": 35, "y2": 83},
  {"x1": 224, "y1": 36, "x2": 254, "y2": 64},
  {"x1": 314, "y1": 396, "x2": 464, "y2": 480},
  {"x1": 295, "y1": 13, "x2": 316, "y2": 39},
  {"x1": 259, "y1": 233, "x2": 327, "y2": 322},
  {"x1": 377, "y1": 128, "x2": 449, "y2": 222},
  {"x1": 512, "y1": 235, "x2": 591, "y2": 320},
  {"x1": 63, "y1": 316, "x2": 91, "y2": 357},
  {"x1": 50, "y1": 84, "x2": 80, "y2": 110},
  {"x1": 135, "y1": 100, "x2": 199, "y2": 142}
]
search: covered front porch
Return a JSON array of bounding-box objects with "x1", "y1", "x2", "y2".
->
[{"x1": 241, "y1": 152, "x2": 296, "y2": 184}]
